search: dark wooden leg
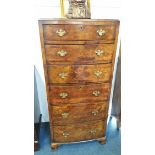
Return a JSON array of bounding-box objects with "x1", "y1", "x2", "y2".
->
[
  {"x1": 98, "y1": 137, "x2": 106, "y2": 144},
  {"x1": 51, "y1": 143, "x2": 59, "y2": 150}
]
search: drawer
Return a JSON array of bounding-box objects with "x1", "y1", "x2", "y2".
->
[
  {"x1": 45, "y1": 44, "x2": 114, "y2": 64},
  {"x1": 47, "y1": 64, "x2": 112, "y2": 84},
  {"x1": 49, "y1": 83, "x2": 110, "y2": 105},
  {"x1": 53, "y1": 120, "x2": 106, "y2": 143},
  {"x1": 50, "y1": 102, "x2": 108, "y2": 125},
  {"x1": 43, "y1": 24, "x2": 115, "y2": 42}
]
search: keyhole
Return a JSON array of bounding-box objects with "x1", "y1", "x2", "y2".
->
[{"x1": 80, "y1": 25, "x2": 84, "y2": 31}]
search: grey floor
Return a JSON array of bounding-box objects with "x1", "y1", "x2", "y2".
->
[{"x1": 35, "y1": 117, "x2": 121, "y2": 155}]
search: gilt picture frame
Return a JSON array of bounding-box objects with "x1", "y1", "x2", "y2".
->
[{"x1": 60, "y1": 0, "x2": 91, "y2": 19}]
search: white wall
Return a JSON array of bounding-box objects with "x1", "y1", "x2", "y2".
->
[{"x1": 34, "y1": 0, "x2": 120, "y2": 122}]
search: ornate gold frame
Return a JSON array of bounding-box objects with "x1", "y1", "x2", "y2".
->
[{"x1": 60, "y1": 0, "x2": 91, "y2": 17}]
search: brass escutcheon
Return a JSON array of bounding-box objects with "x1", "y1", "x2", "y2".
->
[
  {"x1": 56, "y1": 29, "x2": 66, "y2": 37},
  {"x1": 95, "y1": 50, "x2": 104, "y2": 56},
  {"x1": 59, "y1": 72, "x2": 68, "y2": 79},
  {"x1": 62, "y1": 113, "x2": 69, "y2": 118},
  {"x1": 97, "y1": 29, "x2": 106, "y2": 36},
  {"x1": 59, "y1": 92, "x2": 68, "y2": 98},
  {"x1": 62, "y1": 132, "x2": 70, "y2": 138},
  {"x1": 91, "y1": 111, "x2": 98, "y2": 116},
  {"x1": 92, "y1": 90, "x2": 100, "y2": 97},
  {"x1": 90, "y1": 129, "x2": 97, "y2": 134},
  {"x1": 57, "y1": 50, "x2": 68, "y2": 57},
  {"x1": 94, "y1": 71, "x2": 103, "y2": 77}
]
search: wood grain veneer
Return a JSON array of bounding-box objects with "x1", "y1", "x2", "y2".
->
[{"x1": 39, "y1": 19, "x2": 119, "y2": 149}]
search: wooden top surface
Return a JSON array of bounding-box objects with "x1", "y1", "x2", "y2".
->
[{"x1": 38, "y1": 18, "x2": 120, "y2": 25}]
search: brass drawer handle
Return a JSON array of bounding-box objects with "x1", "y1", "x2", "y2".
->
[
  {"x1": 59, "y1": 92, "x2": 68, "y2": 98},
  {"x1": 62, "y1": 113, "x2": 69, "y2": 118},
  {"x1": 62, "y1": 132, "x2": 70, "y2": 138},
  {"x1": 95, "y1": 50, "x2": 104, "y2": 56},
  {"x1": 97, "y1": 29, "x2": 106, "y2": 36},
  {"x1": 56, "y1": 29, "x2": 66, "y2": 37},
  {"x1": 94, "y1": 71, "x2": 103, "y2": 77},
  {"x1": 92, "y1": 90, "x2": 100, "y2": 97},
  {"x1": 91, "y1": 111, "x2": 98, "y2": 116},
  {"x1": 59, "y1": 72, "x2": 68, "y2": 79},
  {"x1": 90, "y1": 129, "x2": 96, "y2": 134},
  {"x1": 57, "y1": 50, "x2": 68, "y2": 57}
]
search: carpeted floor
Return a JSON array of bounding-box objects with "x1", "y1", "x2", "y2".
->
[{"x1": 35, "y1": 117, "x2": 121, "y2": 155}]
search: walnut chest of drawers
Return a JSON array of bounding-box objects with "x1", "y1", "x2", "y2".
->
[{"x1": 39, "y1": 19, "x2": 119, "y2": 150}]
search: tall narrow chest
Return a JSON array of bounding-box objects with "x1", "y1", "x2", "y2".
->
[{"x1": 39, "y1": 19, "x2": 119, "y2": 149}]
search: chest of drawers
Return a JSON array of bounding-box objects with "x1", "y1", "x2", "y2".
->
[{"x1": 39, "y1": 19, "x2": 119, "y2": 150}]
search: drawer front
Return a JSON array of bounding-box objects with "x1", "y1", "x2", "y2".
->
[
  {"x1": 45, "y1": 44, "x2": 114, "y2": 64},
  {"x1": 53, "y1": 120, "x2": 106, "y2": 143},
  {"x1": 47, "y1": 64, "x2": 112, "y2": 84},
  {"x1": 43, "y1": 24, "x2": 115, "y2": 42},
  {"x1": 49, "y1": 83, "x2": 110, "y2": 105},
  {"x1": 50, "y1": 102, "x2": 108, "y2": 125}
]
